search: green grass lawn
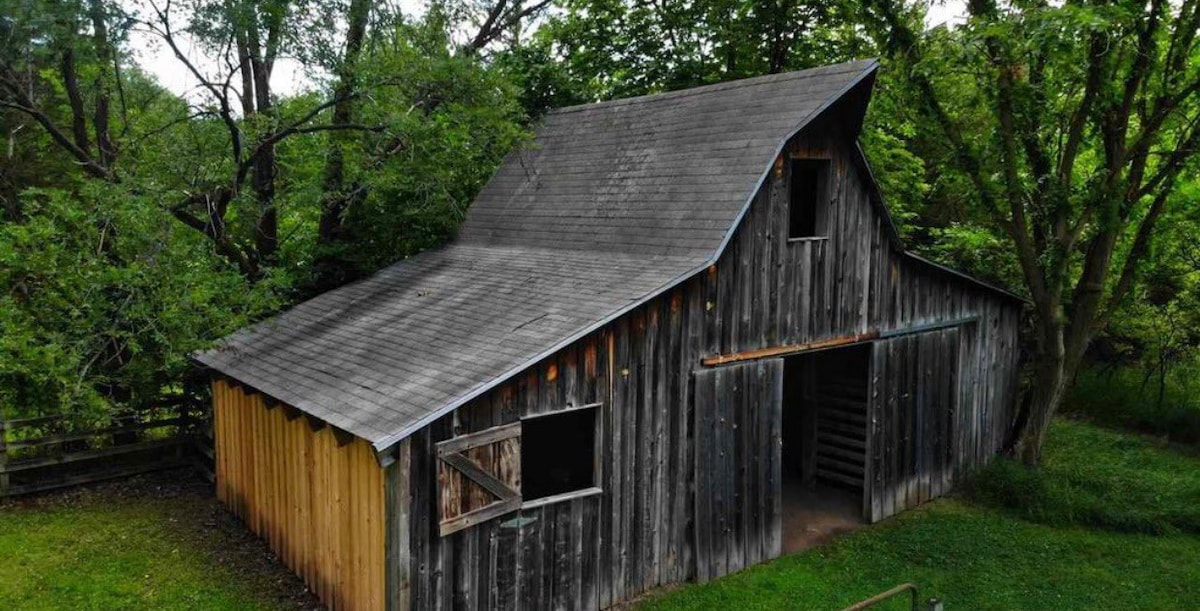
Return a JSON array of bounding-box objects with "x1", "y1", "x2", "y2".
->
[
  {"x1": 0, "y1": 477, "x2": 315, "y2": 611},
  {"x1": 1, "y1": 419, "x2": 1195, "y2": 610},
  {"x1": 641, "y1": 419, "x2": 1200, "y2": 610}
]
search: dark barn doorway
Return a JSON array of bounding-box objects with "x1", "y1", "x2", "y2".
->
[{"x1": 780, "y1": 343, "x2": 870, "y2": 552}]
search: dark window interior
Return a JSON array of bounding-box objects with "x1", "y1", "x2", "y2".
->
[
  {"x1": 521, "y1": 407, "x2": 596, "y2": 500},
  {"x1": 789, "y1": 159, "x2": 829, "y2": 238}
]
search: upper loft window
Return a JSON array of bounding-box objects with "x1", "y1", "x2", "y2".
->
[
  {"x1": 788, "y1": 159, "x2": 830, "y2": 239},
  {"x1": 521, "y1": 405, "x2": 598, "y2": 501}
]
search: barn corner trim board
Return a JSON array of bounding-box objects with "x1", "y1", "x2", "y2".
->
[{"x1": 196, "y1": 59, "x2": 1023, "y2": 610}]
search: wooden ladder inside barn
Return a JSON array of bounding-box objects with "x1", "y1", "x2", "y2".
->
[{"x1": 841, "y1": 583, "x2": 944, "y2": 611}]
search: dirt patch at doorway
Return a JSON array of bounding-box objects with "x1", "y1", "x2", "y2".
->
[{"x1": 782, "y1": 481, "x2": 866, "y2": 553}]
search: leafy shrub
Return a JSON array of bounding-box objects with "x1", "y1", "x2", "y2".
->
[{"x1": 0, "y1": 184, "x2": 287, "y2": 420}]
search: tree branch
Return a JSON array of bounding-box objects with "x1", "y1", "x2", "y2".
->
[
  {"x1": 469, "y1": 0, "x2": 509, "y2": 50},
  {"x1": 1102, "y1": 184, "x2": 1174, "y2": 329},
  {"x1": 236, "y1": 94, "x2": 356, "y2": 184},
  {"x1": 169, "y1": 192, "x2": 258, "y2": 279},
  {"x1": 1058, "y1": 33, "x2": 1105, "y2": 185},
  {"x1": 468, "y1": 0, "x2": 552, "y2": 50},
  {"x1": 1135, "y1": 111, "x2": 1200, "y2": 201},
  {"x1": 146, "y1": 0, "x2": 243, "y2": 168},
  {"x1": 0, "y1": 98, "x2": 113, "y2": 181},
  {"x1": 293, "y1": 123, "x2": 384, "y2": 135}
]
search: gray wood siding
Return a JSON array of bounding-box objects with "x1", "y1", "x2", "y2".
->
[
  {"x1": 405, "y1": 302, "x2": 701, "y2": 610},
  {"x1": 693, "y1": 359, "x2": 783, "y2": 583},
  {"x1": 712, "y1": 118, "x2": 1021, "y2": 526},
  {"x1": 396, "y1": 110, "x2": 1022, "y2": 609},
  {"x1": 868, "y1": 328, "x2": 961, "y2": 523}
]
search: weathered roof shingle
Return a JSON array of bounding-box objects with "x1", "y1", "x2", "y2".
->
[{"x1": 195, "y1": 59, "x2": 880, "y2": 452}]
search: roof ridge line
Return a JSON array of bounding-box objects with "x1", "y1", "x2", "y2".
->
[{"x1": 547, "y1": 59, "x2": 878, "y2": 116}]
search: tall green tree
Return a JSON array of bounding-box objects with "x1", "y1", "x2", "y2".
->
[
  {"x1": 865, "y1": 0, "x2": 1200, "y2": 464},
  {"x1": 145, "y1": 0, "x2": 376, "y2": 280},
  {"x1": 0, "y1": 0, "x2": 124, "y2": 183},
  {"x1": 527, "y1": 0, "x2": 873, "y2": 100},
  {"x1": 0, "y1": 0, "x2": 536, "y2": 415},
  {"x1": 0, "y1": 0, "x2": 286, "y2": 413},
  {"x1": 304, "y1": 13, "x2": 527, "y2": 285}
]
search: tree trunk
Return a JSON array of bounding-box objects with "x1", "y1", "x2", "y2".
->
[
  {"x1": 246, "y1": 18, "x2": 278, "y2": 266},
  {"x1": 313, "y1": 0, "x2": 371, "y2": 289},
  {"x1": 1016, "y1": 354, "x2": 1068, "y2": 466},
  {"x1": 1014, "y1": 313, "x2": 1073, "y2": 467},
  {"x1": 234, "y1": 27, "x2": 256, "y2": 116},
  {"x1": 1157, "y1": 355, "x2": 1167, "y2": 410},
  {"x1": 59, "y1": 47, "x2": 91, "y2": 156},
  {"x1": 1016, "y1": 311, "x2": 1100, "y2": 466},
  {"x1": 89, "y1": 0, "x2": 116, "y2": 168}
]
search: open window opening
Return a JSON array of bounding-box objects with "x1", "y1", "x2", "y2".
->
[
  {"x1": 788, "y1": 159, "x2": 829, "y2": 239},
  {"x1": 521, "y1": 406, "x2": 598, "y2": 502},
  {"x1": 781, "y1": 343, "x2": 869, "y2": 552},
  {"x1": 436, "y1": 403, "x2": 603, "y2": 536}
]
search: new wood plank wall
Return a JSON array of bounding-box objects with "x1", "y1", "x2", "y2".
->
[
  {"x1": 213, "y1": 379, "x2": 386, "y2": 611},
  {"x1": 398, "y1": 107, "x2": 1021, "y2": 609}
]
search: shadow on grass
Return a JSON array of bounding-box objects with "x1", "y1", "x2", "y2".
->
[{"x1": 0, "y1": 470, "x2": 319, "y2": 611}]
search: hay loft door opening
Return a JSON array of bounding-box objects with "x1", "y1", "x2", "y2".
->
[{"x1": 780, "y1": 343, "x2": 870, "y2": 552}]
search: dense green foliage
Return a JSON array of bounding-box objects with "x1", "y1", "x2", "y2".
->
[
  {"x1": 877, "y1": 0, "x2": 1200, "y2": 463},
  {"x1": 313, "y1": 25, "x2": 526, "y2": 280},
  {"x1": 1068, "y1": 365, "x2": 1200, "y2": 446},
  {"x1": 641, "y1": 419, "x2": 1200, "y2": 611},
  {"x1": 0, "y1": 182, "x2": 285, "y2": 418},
  {"x1": 3, "y1": 0, "x2": 1199, "y2": 460},
  {"x1": 0, "y1": 1, "x2": 528, "y2": 418}
]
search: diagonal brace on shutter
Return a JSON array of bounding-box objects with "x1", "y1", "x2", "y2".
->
[
  {"x1": 435, "y1": 421, "x2": 521, "y2": 536},
  {"x1": 439, "y1": 453, "x2": 519, "y2": 501}
]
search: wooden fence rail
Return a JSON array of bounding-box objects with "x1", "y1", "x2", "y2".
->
[{"x1": 0, "y1": 398, "x2": 212, "y2": 498}]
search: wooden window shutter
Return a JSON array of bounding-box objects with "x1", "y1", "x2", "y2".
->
[{"x1": 435, "y1": 422, "x2": 521, "y2": 536}]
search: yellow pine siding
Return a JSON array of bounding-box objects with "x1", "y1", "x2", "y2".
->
[{"x1": 213, "y1": 379, "x2": 385, "y2": 611}]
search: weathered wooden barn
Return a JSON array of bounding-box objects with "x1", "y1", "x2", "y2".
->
[{"x1": 196, "y1": 59, "x2": 1023, "y2": 611}]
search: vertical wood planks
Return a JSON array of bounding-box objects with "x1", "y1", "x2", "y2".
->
[
  {"x1": 212, "y1": 379, "x2": 387, "y2": 610},
  {"x1": 763, "y1": 358, "x2": 785, "y2": 560},
  {"x1": 386, "y1": 439, "x2": 412, "y2": 611},
  {"x1": 692, "y1": 359, "x2": 784, "y2": 582},
  {"x1": 864, "y1": 326, "x2": 965, "y2": 523}
]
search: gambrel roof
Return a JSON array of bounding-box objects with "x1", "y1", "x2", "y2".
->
[{"x1": 197, "y1": 59, "x2": 1013, "y2": 456}]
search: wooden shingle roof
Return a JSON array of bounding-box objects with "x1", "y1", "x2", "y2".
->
[{"x1": 195, "y1": 59, "x2": 880, "y2": 454}]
